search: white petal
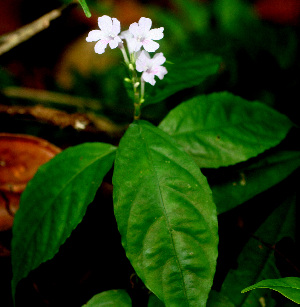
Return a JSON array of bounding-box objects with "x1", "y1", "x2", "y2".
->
[
  {"x1": 86, "y1": 30, "x2": 103, "y2": 42},
  {"x1": 156, "y1": 66, "x2": 168, "y2": 80},
  {"x1": 134, "y1": 41, "x2": 143, "y2": 52},
  {"x1": 112, "y1": 18, "x2": 121, "y2": 35},
  {"x1": 128, "y1": 38, "x2": 138, "y2": 54},
  {"x1": 120, "y1": 30, "x2": 131, "y2": 39},
  {"x1": 109, "y1": 38, "x2": 120, "y2": 49},
  {"x1": 148, "y1": 28, "x2": 164, "y2": 40},
  {"x1": 138, "y1": 17, "x2": 152, "y2": 33},
  {"x1": 143, "y1": 40, "x2": 159, "y2": 52},
  {"x1": 152, "y1": 53, "x2": 166, "y2": 67},
  {"x1": 142, "y1": 72, "x2": 156, "y2": 85},
  {"x1": 129, "y1": 22, "x2": 140, "y2": 37},
  {"x1": 136, "y1": 61, "x2": 143, "y2": 72},
  {"x1": 136, "y1": 50, "x2": 150, "y2": 72},
  {"x1": 98, "y1": 15, "x2": 113, "y2": 33},
  {"x1": 94, "y1": 39, "x2": 108, "y2": 54},
  {"x1": 120, "y1": 30, "x2": 137, "y2": 54}
]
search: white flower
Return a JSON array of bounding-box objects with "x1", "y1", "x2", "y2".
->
[
  {"x1": 119, "y1": 30, "x2": 137, "y2": 55},
  {"x1": 129, "y1": 17, "x2": 164, "y2": 53},
  {"x1": 136, "y1": 51, "x2": 168, "y2": 85},
  {"x1": 86, "y1": 15, "x2": 122, "y2": 54}
]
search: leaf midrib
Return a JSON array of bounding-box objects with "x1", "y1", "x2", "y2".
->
[{"x1": 138, "y1": 124, "x2": 190, "y2": 305}]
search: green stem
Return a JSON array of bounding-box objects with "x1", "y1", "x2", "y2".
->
[
  {"x1": 133, "y1": 75, "x2": 141, "y2": 120},
  {"x1": 134, "y1": 102, "x2": 141, "y2": 120},
  {"x1": 140, "y1": 79, "x2": 145, "y2": 104},
  {"x1": 119, "y1": 44, "x2": 129, "y2": 64}
]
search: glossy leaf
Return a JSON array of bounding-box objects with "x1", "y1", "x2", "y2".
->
[
  {"x1": 159, "y1": 92, "x2": 293, "y2": 168},
  {"x1": 219, "y1": 194, "x2": 296, "y2": 306},
  {"x1": 11, "y1": 143, "x2": 116, "y2": 300},
  {"x1": 83, "y1": 289, "x2": 132, "y2": 306},
  {"x1": 144, "y1": 54, "x2": 222, "y2": 106},
  {"x1": 113, "y1": 120, "x2": 218, "y2": 306},
  {"x1": 241, "y1": 277, "x2": 300, "y2": 304},
  {"x1": 210, "y1": 150, "x2": 300, "y2": 214}
]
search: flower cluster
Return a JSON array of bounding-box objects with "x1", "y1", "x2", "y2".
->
[{"x1": 86, "y1": 15, "x2": 167, "y2": 114}]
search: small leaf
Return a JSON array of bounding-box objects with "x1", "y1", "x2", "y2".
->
[
  {"x1": 113, "y1": 120, "x2": 218, "y2": 306},
  {"x1": 210, "y1": 150, "x2": 300, "y2": 214},
  {"x1": 144, "y1": 54, "x2": 222, "y2": 106},
  {"x1": 11, "y1": 143, "x2": 116, "y2": 300},
  {"x1": 159, "y1": 92, "x2": 293, "y2": 168},
  {"x1": 219, "y1": 194, "x2": 296, "y2": 306},
  {"x1": 59, "y1": 0, "x2": 91, "y2": 18},
  {"x1": 241, "y1": 277, "x2": 300, "y2": 304},
  {"x1": 83, "y1": 289, "x2": 132, "y2": 306},
  {"x1": 78, "y1": 0, "x2": 92, "y2": 18}
]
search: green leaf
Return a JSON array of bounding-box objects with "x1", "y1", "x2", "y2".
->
[
  {"x1": 207, "y1": 290, "x2": 235, "y2": 307},
  {"x1": 113, "y1": 120, "x2": 218, "y2": 306},
  {"x1": 219, "y1": 194, "x2": 296, "y2": 306},
  {"x1": 148, "y1": 293, "x2": 165, "y2": 307},
  {"x1": 78, "y1": 0, "x2": 92, "y2": 18},
  {"x1": 242, "y1": 277, "x2": 300, "y2": 304},
  {"x1": 83, "y1": 289, "x2": 132, "y2": 306},
  {"x1": 210, "y1": 150, "x2": 300, "y2": 214},
  {"x1": 159, "y1": 92, "x2": 293, "y2": 168},
  {"x1": 144, "y1": 54, "x2": 222, "y2": 106},
  {"x1": 60, "y1": 0, "x2": 92, "y2": 17},
  {"x1": 11, "y1": 143, "x2": 116, "y2": 300}
]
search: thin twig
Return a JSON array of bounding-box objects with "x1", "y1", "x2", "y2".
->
[
  {"x1": 0, "y1": 104, "x2": 126, "y2": 139},
  {"x1": 0, "y1": 2, "x2": 76, "y2": 56},
  {"x1": 2, "y1": 86, "x2": 102, "y2": 111}
]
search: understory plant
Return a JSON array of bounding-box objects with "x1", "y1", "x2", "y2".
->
[{"x1": 10, "y1": 1, "x2": 300, "y2": 306}]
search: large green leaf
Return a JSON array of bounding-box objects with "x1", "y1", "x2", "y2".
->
[
  {"x1": 113, "y1": 120, "x2": 218, "y2": 306},
  {"x1": 159, "y1": 92, "x2": 293, "y2": 168},
  {"x1": 11, "y1": 143, "x2": 116, "y2": 300},
  {"x1": 144, "y1": 54, "x2": 222, "y2": 106},
  {"x1": 217, "y1": 194, "x2": 296, "y2": 306},
  {"x1": 242, "y1": 277, "x2": 300, "y2": 304},
  {"x1": 210, "y1": 150, "x2": 300, "y2": 214},
  {"x1": 83, "y1": 289, "x2": 132, "y2": 306}
]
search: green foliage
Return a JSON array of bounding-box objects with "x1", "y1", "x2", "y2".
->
[
  {"x1": 159, "y1": 92, "x2": 293, "y2": 168},
  {"x1": 6, "y1": 0, "x2": 300, "y2": 305},
  {"x1": 78, "y1": 0, "x2": 92, "y2": 17},
  {"x1": 207, "y1": 290, "x2": 235, "y2": 307},
  {"x1": 60, "y1": 0, "x2": 91, "y2": 17},
  {"x1": 210, "y1": 150, "x2": 300, "y2": 214},
  {"x1": 242, "y1": 277, "x2": 300, "y2": 304},
  {"x1": 213, "y1": 0, "x2": 298, "y2": 69},
  {"x1": 217, "y1": 194, "x2": 296, "y2": 306},
  {"x1": 144, "y1": 54, "x2": 222, "y2": 106},
  {"x1": 11, "y1": 143, "x2": 116, "y2": 300},
  {"x1": 148, "y1": 294, "x2": 165, "y2": 307},
  {"x1": 113, "y1": 120, "x2": 218, "y2": 306},
  {"x1": 83, "y1": 289, "x2": 132, "y2": 306}
]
